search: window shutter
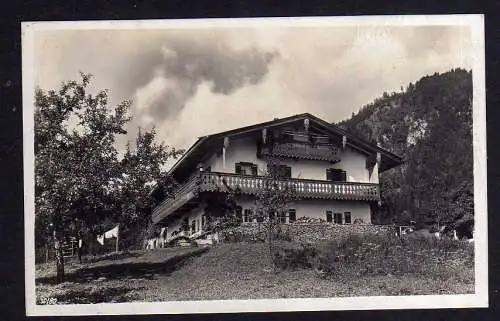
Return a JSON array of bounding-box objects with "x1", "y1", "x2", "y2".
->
[
  {"x1": 340, "y1": 170, "x2": 347, "y2": 182},
  {"x1": 334, "y1": 213, "x2": 342, "y2": 224},
  {"x1": 289, "y1": 209, "x2": 296, "y2": 222},
  {"x1": 326, "y1": 211, "x2": 333, "y2": 222},
  {"x1": 344, "y1": 212, "x2": 351, "y2": 224},
  {"x1": 282, "y1": 165, "x2": 291, "y2": 178},
  {"x1": 235, "y1": 163, "x2": 242, "y2": 174},
  {"x1": 236, "y1": 207, "x2": 242, "y2": 220},
  {"x1": 326, "y1": 169, "x2": 333, "y2": 181},
  {"x1": 251, "y1": 164, "x2": 258, "y2": 176}
]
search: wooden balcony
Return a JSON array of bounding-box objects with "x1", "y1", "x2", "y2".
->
[
  {"x1": 152, "y1": 171, "x2": 379, "y2": 224},
  {"x1": 260, "y1": 142, "x2": 340, "y2": 162},
  {"x1": 200, "y1": 172, "x2": 379, "y2": 201},
  {"x1": 152, "y1": 174, "x2": 200, "y2": 224}
]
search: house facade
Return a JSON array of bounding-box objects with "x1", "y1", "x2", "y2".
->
[{"x1": 151, "y1": 113, "x2": 402, "y2": 243}]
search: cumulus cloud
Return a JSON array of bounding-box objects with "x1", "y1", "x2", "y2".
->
[{"x1": 33, "y1": 24, "x2": 473, "y2": 162}]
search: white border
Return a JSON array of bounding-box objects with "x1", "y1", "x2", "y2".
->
[{"x1": 22, "y1": 14, "x2": 487, "y2": 316}]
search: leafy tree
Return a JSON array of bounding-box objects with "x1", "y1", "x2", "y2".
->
[
  {"x1": 115, "y1": 128, "x2": 182, "y2": 248},
  {"x1": 34, "y1": 73, "x2": 180, "y2": 281},
  {"x1": 35, "y1": 73, "x2": 131, "y2": 281},
  {"x1": 250, "y1": 158, "x2": 298, "y2": 269}
]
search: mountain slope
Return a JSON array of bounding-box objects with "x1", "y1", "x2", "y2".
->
[{"x1": 338, "y1": 68, "x2": 473, "y2": 228}]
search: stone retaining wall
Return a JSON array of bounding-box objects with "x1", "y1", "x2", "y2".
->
[{"x1": 222, "y1": 222, "x2": 394, "y2": 244}]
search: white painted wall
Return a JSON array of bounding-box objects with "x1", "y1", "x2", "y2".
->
[
  {"x1": 164, "y1": 205, "x2": 205, "y2": 240},
  {"x1": 234, "y1": 196, "x2": 372, "y2": 224},
  {"x1": 206, "y1": 136, "x2": 377, "y2": 183}
]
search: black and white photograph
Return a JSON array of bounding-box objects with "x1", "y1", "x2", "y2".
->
[{"x1": 22, "y1": 15, "x2": 487, "y2": 315}]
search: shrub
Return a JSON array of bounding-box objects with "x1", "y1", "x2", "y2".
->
[
  {"x1": 271, "y1": 231, "x2": 474, "y2": 281},
  {"x1": 272, "y1": 243, "x2": 318, "y2": 270}
]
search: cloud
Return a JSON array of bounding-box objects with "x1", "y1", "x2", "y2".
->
[
  {"x1": 132, "y1": 38, "x2": 276, "y2": 125},
  {"x1": 33, "y1": 24, "x2": 473, "y2": 159}
]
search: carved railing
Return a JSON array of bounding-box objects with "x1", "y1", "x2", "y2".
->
[
  {"x1": 261, "y1": 142, "x2": 340, "y2": 162},
  {"x1": 151, "y1": 173, "x2": 200, "y2": 224},
  {"x1": 152, "y1": 172, "x2": 380, "y2": 224},
  {"x1": 200, "y1": 172, "x2": 379, "y2": 201}
]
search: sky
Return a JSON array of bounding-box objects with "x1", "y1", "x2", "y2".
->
[{"x1": 33, "y1": 20, "x2": 473, "y2": 164}]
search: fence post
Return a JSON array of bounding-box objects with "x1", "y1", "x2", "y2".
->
[{"x1": 115, "y1": 228, "x2": 119, "y2": 253}]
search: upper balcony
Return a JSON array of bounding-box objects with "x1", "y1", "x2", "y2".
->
[
  {"x1": 260, "y1": 142, "x2": 341, "y2": 162},
  {"x1": 152, "y1": 172, "x2": 380, "y2": 224}
]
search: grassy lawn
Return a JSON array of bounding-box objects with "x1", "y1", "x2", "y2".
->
[{"x1": 35, "y1": 241, "x2": 474, "y2": 304}]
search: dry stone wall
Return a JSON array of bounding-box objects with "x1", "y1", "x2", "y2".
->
[{"x1": 222, "y1": 222, "x2": 394, "y2": 244}]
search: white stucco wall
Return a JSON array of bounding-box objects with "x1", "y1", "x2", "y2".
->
[
  {"x1": 234, "y1": 196, "x2": 372, "y2": 224},
  {"x1": 163, "y1": 205, "x2": 205, "y2": 240},
  {"x1": 206, "y1": 136, "x2": 377, "y2": 183}
]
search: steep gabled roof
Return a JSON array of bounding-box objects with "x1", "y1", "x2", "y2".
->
[{"x1": 168, "y1": 113, "x2": 403, "y2": 179}]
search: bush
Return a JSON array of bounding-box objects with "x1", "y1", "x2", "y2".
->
[
  {"x1": 272, "y1": 231, "x2": 474, "y2": 281},
  {"x1": 272, "y1": 243, "x2": 318, "y2": 270}
]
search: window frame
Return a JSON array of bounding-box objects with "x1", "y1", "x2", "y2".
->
[
  {"x1": 344, "y1": 212, "x2": 352, "y2": 224},
  {"x1": 326, "y1": 210, "x2": 333, "y2": 223}
]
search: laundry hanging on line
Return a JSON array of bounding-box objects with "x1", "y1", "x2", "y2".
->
[{"x1": 97, "y1": 225, "x2": 119, "y2": 245}]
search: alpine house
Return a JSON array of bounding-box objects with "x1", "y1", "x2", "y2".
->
[{"x1": 151, "y1": 113, "x2": 403, "y2": 241}]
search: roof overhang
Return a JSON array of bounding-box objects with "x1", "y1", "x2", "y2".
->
[{"x1": 167, "y1": 113, "x2": 403, "y2": 179}]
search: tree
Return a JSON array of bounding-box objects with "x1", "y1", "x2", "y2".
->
[
  {"x1": 116, "y1": 128, "x2": 182, "y2": 248},
  {"x1": 338, "y1": 69, "x2": 473, "y2": 228},
  {"x1": 251, "y1": 158, "x2": 297, "y2": 269},
  {"x1": 35, "y1": 73, "x2": 130, "y2": 281}
]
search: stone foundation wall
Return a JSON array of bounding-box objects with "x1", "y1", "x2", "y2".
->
[{"x1": 222, "y1": 222, "x2": 394, "y2": 244}]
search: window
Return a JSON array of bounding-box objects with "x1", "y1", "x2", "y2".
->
[
  {"x1": 326, "y1": 168, "x2": 346, "y2": 182},
  {"x1": 344, "y1": 212, "x2": 352, "y2": 224},
  {"x1": 256, "y1": 210, "x2": 264, "y2": 223},
  {"x1": 191, "y1": 220, "x2": 196, "y2": 234},
  {"x1": 243, "y1": 209, "x2": 253, "y2": 223},
  {"x1": 288, "y1": 209, "x2": 296, "y2": 223},
  {"x1": 235, "y1": 206, "x2": 243, "y2": 221},
  {"x1": 268, "y1": 164, "x2": 292, "y2": 178},
  {"x1": 314, "y1": 136, "x2": 330, "y2": 145},
  {"x1": 269, "y1": 210, "x2": 275, "y2": 221},
  {"x1": 278, "y1": 211, "x2": 287, "y2": 223},
  {"x1": 334, "y1": 213, "x2": 343, "y2": 224},
  {"x1": 292, "y1": 133, "x2": 310, "y2": 143},
  {"x1": 326, "y1": 211, "x2": 333, "y2": 223},
  {"x1": 235, "y1": 162, "x2": 258, "y2": 176}
]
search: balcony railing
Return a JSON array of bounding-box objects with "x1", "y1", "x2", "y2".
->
[
  {"x1": 261, "y1": 142, "x2": 340, "y2": 162},
  {"x1": 153, "y1": 171, "x2": 380, "y2": 224},
  {"x1": 200, "y1": 172, "x2": 379, "y2": 201},
  {"x1": 152, "y1": 174, "x2": 200, "y2": 224}
]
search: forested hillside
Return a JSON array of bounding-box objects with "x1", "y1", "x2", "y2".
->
[{"x1": 338, "y1": 69, "x2": 473, "y2": 229}]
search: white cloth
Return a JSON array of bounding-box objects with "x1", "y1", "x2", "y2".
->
[
  {"x1": 97, "y1": 225, "x2": 119, "y2": 245},
  {"x1": 104, "y1": 225, "x2": 119, "y2": 239}
]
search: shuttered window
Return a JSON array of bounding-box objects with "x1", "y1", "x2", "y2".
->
[
  {"x1": 326, "y1": 168, "x2": 346, "y2": 182},
  {"x1": 243, "y1": 209, "x2": 253, "y2": 223},
  {"x1": 288, "y1": 209, "x2": 296, "y2": 222},
  {"x1": 344, "y1": 212, "x2": 352, "y2": 224},
  {"x1": 236, "y1": 162, "x2": 258, "y2": 176},
  {"x1": 268, "y1": 164, "x2": 292, "y2": 178},
  {"x1": 256, "y1": 210, "x2": 264, "y2": 223},
  {"x1": 334, "y1": 213, "x2": 343, "y2": 224},
  {"x1": 251, "y1": 164, "x2": 258, "y2": 176},
  {"x1": 235, "y1": 206, "x2": 242, "y2": 221},
  {"x1": 278, "y1": 211, "x2": 287, "y2": 223},
  {"x1": 326, "y1": 211, "x2": 333, "y2": 223}
]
